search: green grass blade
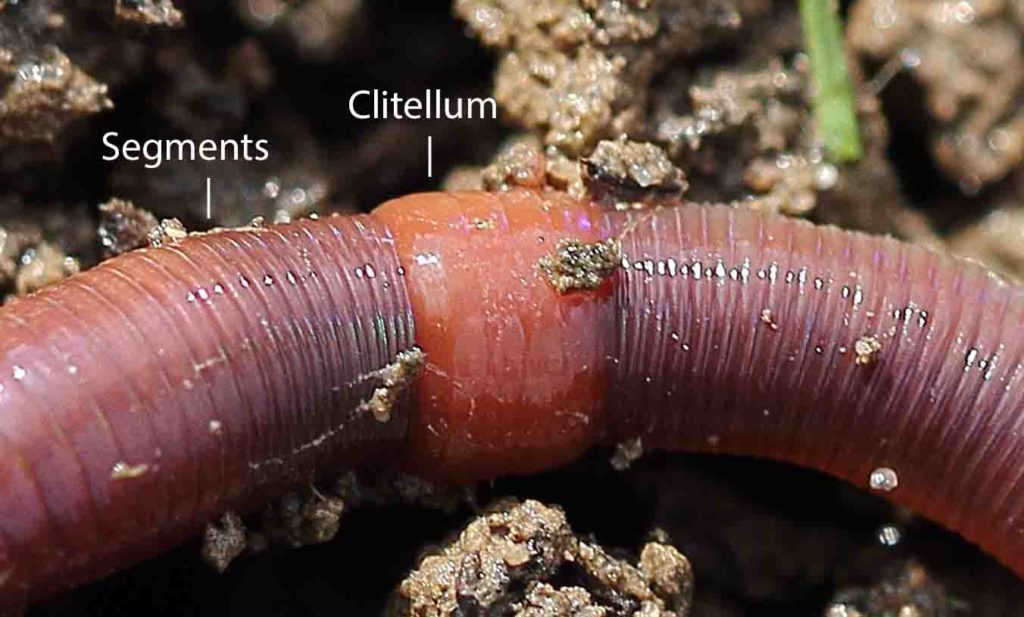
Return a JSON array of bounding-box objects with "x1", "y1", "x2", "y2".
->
[{"x1": 800, "y1": 0, "x2": 864, "y2": 163}]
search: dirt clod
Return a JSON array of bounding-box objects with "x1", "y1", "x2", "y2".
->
[
  {"x1": 610, "y1": 436, "x2": 644, "y2": 471},
  {"x1": 396, "y1": 499, "x2": 577, "y2": 616},
  {"x1": 481, "y1": 136, "x2": 549, "y2": 191},
  {"x1": 201, "y1": 512, "x2": 247, "y2": 574},
  {"x1": 850, "y1": 0, "x2": 1024, "y2": 190},
  {"x1": 584, "y1": 137, "x2": 687, "y2": 209},
  {"x1": 515, "y1": 583, "x2": 606, "y2": 616},
  {"x1": 98, "y1": 198, "x2": 159, "y2": 257},
  {"x1": 826, "y1": 561, "x2": 953, "y2": 617},
  {"x1": 114, "y1": 0, "x2": 184, "y2": 28},
  {"x1": 252, "y1": 489, "x2": 346, "y2": 549},
  {"x1": 538, "y1": 238, "x2": 621, "y2": 293},
  {"x1": 0, "y1": 46, "x2": 112, "y2": 143},
  {"x1": 394, "y1": 499, "x2": 692, "y2": 617},
  {"x1": 639, "y1": 543, "x2": 693, "y2": 613}
]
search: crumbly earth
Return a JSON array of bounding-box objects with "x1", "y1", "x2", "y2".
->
[
  {"x1": 97, "y1": 197, "x2": 159, "y2": 256},
  {"x1": 113, "y1": 0, "x2": 184, "y2": 28},
  {"x1": 583, "y1": 137, "x2": 687, "y2": 209},
  {"x1": 392, "y1": 499, "x2": 692, "y2": 616},
  {"x1": 849, "y1": 0, "x2": 1024, "y2": 191},
  {"x1": 825, "y1": 561, "x2": 954, "y2": 617},
  {"x1": 200, "y1": 512, "x2": 247, "y2": 574}
]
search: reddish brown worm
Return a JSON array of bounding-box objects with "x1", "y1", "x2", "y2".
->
[{"x1": 0, "y1": 190, "x2": 1022, "y2": 606}]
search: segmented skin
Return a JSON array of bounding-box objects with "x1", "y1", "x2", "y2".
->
[
  {"x1": 611, "y1": 203, "x2": 1024, "y2": 577},
  {"x1": 1, "y1": 190, "x2": 1023, "y2": 606},
  {"x1": 0, "y1": 215, "x2": 414, "y2": 604}
]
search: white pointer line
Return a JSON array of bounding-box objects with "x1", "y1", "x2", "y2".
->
[
  {"x1": 427, "y1": 135, "x2": 433, "y2": 179},
  {"x1": 206, "y1": 177, "x2": 211, "y2": 219}
]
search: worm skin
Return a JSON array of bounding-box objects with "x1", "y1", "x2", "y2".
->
[
  {"x1": 378, "y1": 191, "x2": 1024, "y2": 579},
  {"x1": 2, "y1": 190, "x2": 1024, "y2": 605},
  {"x1": 0, "y1": 215, "x2": 414, "y2": 604}
]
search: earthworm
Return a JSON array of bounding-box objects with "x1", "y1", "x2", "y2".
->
[{"x1": 1, "y1": 189, "x2": 1023, "y2": 606}]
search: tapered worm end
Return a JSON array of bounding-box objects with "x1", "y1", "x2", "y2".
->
[
  {"x1": 359, "y1": 348, "x2": 426, "y2": 423},
  {"x1": 538, "y1": 238, "x2": 621, "y2": 293}
]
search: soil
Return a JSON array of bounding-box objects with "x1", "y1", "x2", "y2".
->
[{"x1": 5, "y1": 0, "x2": 1024, "y2": 615}]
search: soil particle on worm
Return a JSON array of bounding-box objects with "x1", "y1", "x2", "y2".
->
[
  {"x1": 358, "y1": 348, "x2": 427, "y2": 423},
  {"x1": 145, "y1": 217, "x2": 188, "y2": 249},
  {"x1": 854, "y1": 336, "x2": 883, "y2": 367},
  {"x1": 392, "y1": 499, "x2": 692, "y2": 616},
  {"x1": 538, "y1": 238, "x2": 621, "y2": 293}
]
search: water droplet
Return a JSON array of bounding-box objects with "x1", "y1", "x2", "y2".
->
[
  {"x1": 263, "y1": 178, "x2": 281, "y2": 199},
  {"x1": 213, "y1": 284, "x2": 225, "y2": 295},
  {"x1": 365, "y1": 264, "x2": 377, "y2": 278},
  {"x1": 965, "y1": 348, "x2": 979, "y2": 371},
  {"x1": 186, "y1": 292, "x2": 196, "y2": 303},
  {"x1": 869, "y1": 467, "x2": 899, "y2": 491},
  {"x1": 877, "y1": 525, "x2": 901, "y2": 546},
  {"x1": 12, "y1": 366, "x2": 25, "y2": 381},
  {"x1": 814, "y1": 163, "x2": 839, "y2": 190},
  {"x1": 286, "y1": 271, "x2": 298, "y2": 285},
  {"x1": 239, "y1": 275, "x2": 250, "y2": 289},
  {"x1": 263, "y1": 275, "x2": 274, "y2": 286},
  {"x1": 197, "y1": 288, "x2": 210, "y2": 301}
]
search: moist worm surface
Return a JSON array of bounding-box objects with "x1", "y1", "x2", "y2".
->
[{"x1": 0, "y1": 190, "x2": 1022, "y2": 606}]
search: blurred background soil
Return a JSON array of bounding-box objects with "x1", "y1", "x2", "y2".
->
[{"x1": 3, "y1": 0, "x2": 1024, "y2": 614}]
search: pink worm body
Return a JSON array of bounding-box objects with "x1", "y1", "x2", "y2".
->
[
  {"x1": 0, "y1": 191, "x2": 1021, "y2": 606},
  {"x1": 0, "y1": 215, "x2": 413, "y2": 604}
]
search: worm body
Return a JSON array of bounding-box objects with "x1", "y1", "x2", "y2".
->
[
  {"x1": 1, "y1": 190, "x2": 1023, "y2": 605},
  {"x1": 0, "y1": 215, "x2": 414, "y2": 603}
]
